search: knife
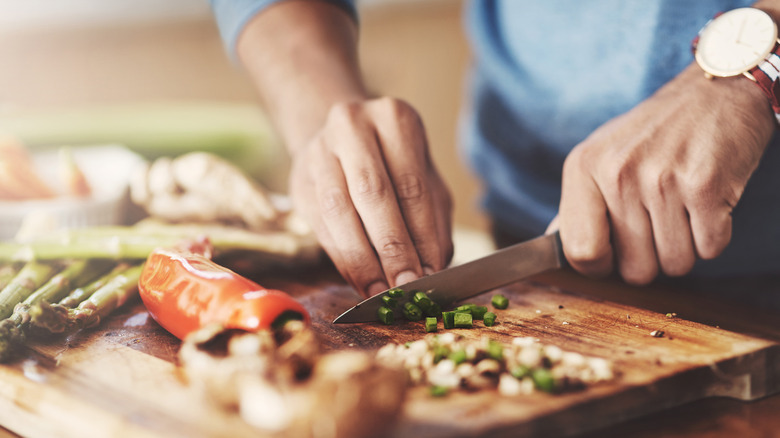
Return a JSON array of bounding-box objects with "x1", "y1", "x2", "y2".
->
[{"x1": 333, "y1": 231, "x2": 567, "y2": 323}]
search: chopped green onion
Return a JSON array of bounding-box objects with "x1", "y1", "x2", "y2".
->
[
  {"x1": 425, "y1": 302, "x2": 442, "y2": 318},
  {"x1": 433, "y1": 345, "x2": 450, "y2": 363},
  {"x1": 387, "y1": 288, "x2": 404, "y2": 298},
  {"x1": 377, "y1": 306, "x2": 394, "y2": 325},
  {"x1": 487, "y1": 340, "x2": 503, "y2": 361},
  {"x1": 425, "y1": 317, "x2": 438, "y2": 333},
  {"x1": 532, "y1": 368, "x2": 556, "y2": 393},
  {"x1": 491, "y1": 294, "x2": 509, "y2": 309},
  {"x1": 471, "y1": 305, "x2": 488, "y2": 320},
  {"x1": 442, "y1": 311, "x2": 455, "y2": 329},
  {"x1": 511, "y1": 365, "x2": 531, "y2": 379},
  {"x1": 381, "y1": 295, "x2": 397, "y2": 308},
  {"x1": 449, "y1": 349, "x2": 467, "y2": 365},
  {"x1": 483, "y1": 312, "x2": 497, "y2": 326},
  {"x1": 454, "y1": 303, "x2": 475, "y2": 314},
  {"x1": 403, "y1": 302, "x2": 423, "y2": 321},
  {"x1": 454, "y1": 312, "x2": 473, "y2": 328},
  {"x1": 413, "y1": 291, "x2": 433, "y2": 312},
  {"x1": 430, "y1": 385, "x2": 449, "y2": 397}
]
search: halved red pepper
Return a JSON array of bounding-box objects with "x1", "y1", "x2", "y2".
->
[{"x1": 138, "y1": 246, "x2": 310, "y2": 340}]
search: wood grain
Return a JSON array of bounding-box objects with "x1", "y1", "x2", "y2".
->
[{"x1": 0, "y1": 267, "x2": 778, "y2": 438}]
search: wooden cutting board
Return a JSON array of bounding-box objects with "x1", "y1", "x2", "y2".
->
[{"x1": 0, "y1": 266, "x2": 777, "y2": 438}]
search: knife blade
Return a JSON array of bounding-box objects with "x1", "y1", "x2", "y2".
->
[{"x1": 332, "y1": 231, "x2": 566, "y2": 324}]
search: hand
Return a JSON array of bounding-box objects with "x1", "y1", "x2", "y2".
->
[
  {"x1": 557, "y1": 64, "x2": 775, "y2": 284},
  {"x1": 289, "y1": 97, "x2": 453, "y2": 296}
]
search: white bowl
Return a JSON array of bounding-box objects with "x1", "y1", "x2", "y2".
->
[{"x1": 0, "y1": 144, "x2": 145, "y2": 241}]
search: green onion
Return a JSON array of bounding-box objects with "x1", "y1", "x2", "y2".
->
[
  {"x1": 471, "y1": 305, "x2": 488, "y2": 320},
  {"x1": 425, "y1": 302, "x2": 442, "y2": 318},
  {"x1": 454, "y1": 312, "x2": 473, "y2": 328},
  {"x1": 454, "y1": 303, "x2": 475, "y2": 314},
  {"x1": 430, "y1": 385, "x2": 449, "y2": 397},
  {"x1": 487, "y1": 340, "x2": 503, "y2": 361},
  {"x1": 377, "y1": 306, "x2": 394, "y2": 325},
  {"x1": 442, "y1": 311, "x2": 455, "y2": 329},
  {"x1": 449, "y1": 349, "x2": 467, "y2": 365},
  {"x1": 433, "y1": 345, "x2": 450, "y2": 363},
  {"x1": 403, "y1": 302, "x2": 423, "y2": 321},
  {"x1": 425, "y1": 317, "x2": 438, "y2": 333},
  {"x1": 413, "y1": 291, "x2": 433, "y2": 312},
  {"x1": 491, "y1": 294, "x2": 509, "y2": 309},
  {"x1": 511, "y1": 365, "x2": 531, "y2": 379},
  {"x1": 381, "y1": 295, "x2": 397, "y2": 308},
  {"x1": 532, "y1": 368, "x2": 555, "y2": 393},
  {"x1": 387, "y1": 288, "x2": 404, "y2": 299},
  {"x1": 483, "y1": 312, "x2": 497, "y2": 326}
]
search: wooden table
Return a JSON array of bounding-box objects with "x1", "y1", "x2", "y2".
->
[{"x1": 0, "y1": 265, "x2": 778, "y2": 438}]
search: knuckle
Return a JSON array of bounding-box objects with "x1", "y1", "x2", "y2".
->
[
  {"x1": 328, "y1": 101, "x2": 364, "y2": 126},
  {"x1": 319, "y1": 187, "x2": 351, "y2": 218},
  {"x1": 353, "y1": 169, "x2": 389, "y2": 202},
  {"x1": 646, "y1": 168, "x2": 677, "y2": 205},
  {"x1": 395, "y1": 173, "x2": 426, "y2": 202},
  {"x1": 376, "y1": 237, "x2": 412, "y2": 261}
]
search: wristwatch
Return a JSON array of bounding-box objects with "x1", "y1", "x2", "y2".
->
[{"x1": 693, "y1": 7, "x2": 780, "y2": 122}]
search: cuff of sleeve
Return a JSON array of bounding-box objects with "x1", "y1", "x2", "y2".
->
[{"x1": 209, "y1": 0, "x2": 358, "y2": 63}]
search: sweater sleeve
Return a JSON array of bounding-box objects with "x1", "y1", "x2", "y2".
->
[{"x1": 209, "y1": 0, "x2": 358, "y2": 60}]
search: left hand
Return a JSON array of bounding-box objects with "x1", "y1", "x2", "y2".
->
[{"x1": 553, "y1": 64, "x2": 775, "y2": 284}]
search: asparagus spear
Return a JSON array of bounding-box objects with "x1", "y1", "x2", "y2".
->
[
  {"x1": 59, "y1": 262, "x2": 131, "y2": 308},
  {"x1": 0, "y1": 264, "x2": 20, "y2": 290},
  {"x1": 0, "y1": 261, "x2": 59, "y2": 320},
  {"x1": 0, "y1": 224, "x2": 318, "y2": 263},
  {"x1": 10, "y1": 259, "x2": 115, "y2": 326},
  {"x1": 30, "y1": 264, "x2": 144, "y2": 334}
]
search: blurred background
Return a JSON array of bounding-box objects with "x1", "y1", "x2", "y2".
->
[{"x1": 0, "y1": 0, "x2": 488, "y2": 236}]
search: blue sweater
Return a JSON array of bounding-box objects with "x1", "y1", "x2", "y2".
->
[{"x1": 211, "y1": 0, "x2": 780, "y2": 278}]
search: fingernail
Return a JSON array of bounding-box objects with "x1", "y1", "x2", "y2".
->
[
  {"x1": 423, "y1": 266, "x2": 435, "y2": 276},
  {"x1": 366, "y1": 281, "x2": 388, "y2": 297},
  {"x1": 395, "y1": 270, "x2": 419, "y2": 287}
]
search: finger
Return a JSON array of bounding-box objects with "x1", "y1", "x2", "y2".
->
[
  {"x1": 559, "y1": 153, "x2": 614, "y2": 277},
  {"x1": 609, "y1": 201, "x2": 659, "y2": 285},
  {"x1": 369, "y1": 99, "x2": 447, "y2": 272},
  {"x1": 327, "y1": 108, "x2": 424, "y2": 288},
  {"x1": 645, "y1": 188, "x2": 696, "y2": 276},
  {"x1": 307, "y1": 139, "x2": 389, "y2": 296},
  {"x1": 430, "y1": 171, "x2": 454, "y2": 270},
  {"x1": 688, "y1": 204, "x2": 733, "y2": 260}
]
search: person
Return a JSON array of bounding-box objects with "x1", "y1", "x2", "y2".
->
[{"x1": 209, "y1": 0, "x2": 780, "y2": 297}]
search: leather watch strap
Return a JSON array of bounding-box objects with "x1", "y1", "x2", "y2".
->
[{"x1": 748, "y1": 41, "x2": 780, "y2": 123}]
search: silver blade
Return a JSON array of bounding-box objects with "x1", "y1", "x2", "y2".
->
[{"x1": 332, "y1": 231, "x2": 565, "y2": 323}]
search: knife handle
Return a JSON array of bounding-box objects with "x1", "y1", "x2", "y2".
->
[{"x1": 551, "y1": 230, "x2": 569, "y2": 269}]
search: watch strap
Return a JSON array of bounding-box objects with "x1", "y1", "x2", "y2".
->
[{"x1": 748, "y1": 41, "x2": 780, "y2": 123}]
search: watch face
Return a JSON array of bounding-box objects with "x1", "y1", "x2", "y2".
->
[{"x1": 696, "y1": 8, "x2": 778, "y2": 77}]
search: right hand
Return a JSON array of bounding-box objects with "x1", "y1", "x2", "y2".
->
[{"x1": 289, "y1": 97, "x2": 453, "y2": 297}]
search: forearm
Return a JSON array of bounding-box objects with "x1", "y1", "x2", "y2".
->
[{"x1": 236, "y1": 0, "x2": 368, "y2": 154}]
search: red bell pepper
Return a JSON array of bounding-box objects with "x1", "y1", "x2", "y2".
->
[{"x1": 138, "y1": 246, "x2": 310, "y2": 340}]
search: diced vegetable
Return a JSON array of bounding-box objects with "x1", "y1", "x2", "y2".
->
[
  {"x1": 511, "y1": 365, "x2": 531, "y2": 379},
  {"x1": 442, "y1": 311, "x2": 455, "y2": 329},
  {"x1": 532, "y1": 368, "x2": 555, "y2": 393},
  {"x1": 381, "y1": 295, "x2": 397, "y2": 308},
  {"x1": 425, "y1": 317, "x2": 438, "y2": 333},
  {"x1": 453, "y1": 313, "x2": 473, "y2": 328},
  {"x1": 471, "y1": 305, "x2": 488, "y2": 320},
  {"x1": 412, "y1": 291, "x2": 433, "y2": 312},
  {"x1": 425, "y1": 302, "x2": 442, "y2": 318},
  {"x1": 377, "y1": 306, "x2": 394, "y2": 325},
  {"x1": 487, "y1": 340, "x2": 503, "y2": 361},
  {"x1": 387, "y1": 288, "x2": 404, "y2": 299},
  {"x1": 449, "y1": 349, "x2": 467, "y2": 365},
  {"x1": 430, "y1": 385, "x2": 449, "y2": 397},
  {"x1": 491, "y1": 294, "x2": 509, "y2": 309},
  {"x1": 402, "y1": 302, "x2": 423, "y2": 321},
  {"x1": 484, "y1": 312, "x2": 497, "y2": 326}
]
